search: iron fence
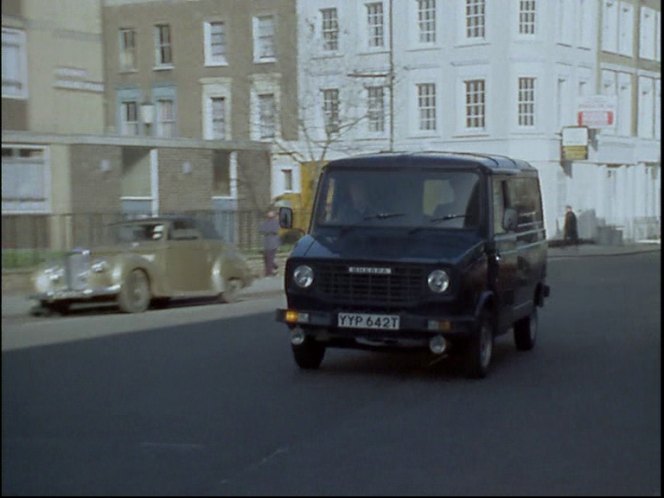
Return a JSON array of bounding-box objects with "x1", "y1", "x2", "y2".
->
[{"x1": 2, "y1": 209, "x2": 308, "y2": 270}]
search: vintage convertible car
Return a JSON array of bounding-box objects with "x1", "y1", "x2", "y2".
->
[{"x1": 30, "y1": 215, "x2": 254, "y2": 314}]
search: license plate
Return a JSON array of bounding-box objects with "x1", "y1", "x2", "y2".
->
[{"x1": 338, "y1": 312, "x2": 400, "y2": 330}]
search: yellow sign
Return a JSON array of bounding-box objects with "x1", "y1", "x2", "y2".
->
[{"x1": 561, "y1": 145, "x2": 588, "y2": 161}]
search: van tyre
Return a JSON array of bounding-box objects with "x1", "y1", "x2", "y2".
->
[
  {"x1": 514, "y1": 307, "x2": 537, "y2": 351},
  {"x1": 465, "y1": 311, "x2": 494, "y2": 379},
  {"x1": 292, "y1": 337, "x2": 326, "y2": 370}
]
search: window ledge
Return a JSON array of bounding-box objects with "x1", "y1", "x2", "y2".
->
[
  {"x1": 406, "y1": 44, "x2": 442, "y2": 52},
  {"x1": 119, "y1": 69, "x2": 138, "y2": 74},
  {"x1": 254, "y1": 57, "x2": 277, "y2": 64},
  {"x1": 153, "y1": 65, "x2": 174, "y2": 71},
  {"x1": 452, "y1": 131, "x2": 490, "y2": 138},
  {"x1": 205, "y1": 61, "x2": 229, "y2": 67}
]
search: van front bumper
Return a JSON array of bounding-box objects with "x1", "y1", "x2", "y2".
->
[{"x1": 275, "y1": 307, "x2": 477, "y2": 340}]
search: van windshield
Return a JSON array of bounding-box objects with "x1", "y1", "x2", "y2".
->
[{"x1": 313, "y1": 168, "x2": 482, "y2": 230}]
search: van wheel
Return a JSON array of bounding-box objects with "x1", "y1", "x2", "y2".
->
[
  {"x1": 118, "y1": 269, "x2": 151, "y2": 313},
  {"x1": 514, "y1": 307, "x2": 537, "y2": 351},
  {"x1": 292, "y1": 338, "x2": 326, "y2": 370},
  {"x1": 465, "y1": 311, "x2": 494, "y2": 379}
]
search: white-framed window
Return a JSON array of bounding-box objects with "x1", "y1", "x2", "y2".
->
[
  {"x1": 322, "y1": 88, "x2": 340, "y2": 135},
  {"x1": 258, "y1": 93, "x2": 276, "y2": 139},
  {"x1": 210, "y1": 97, "x2": 227, "y2": 140},
  {"x1": 282, "y1": 169, "x2": 293, "y2": 192},
  {"x1": 578, "y1": 0, "x2": 594, "y2": 48},
  {"x1": 367, "y1": 86, "x2": 386, "y2": 132},
  {"x1": 637, "y1": 76, "x2": 655, "y2": 138},
  {"x1": 465, "y1": 79, "x2": 485, "y2": 130},
  {"x1": 617, "y1": 72, "x2": 631, "y2": 136},
  {"x1": 366, "y1": 2, "x2": 385, "y2": 48},
  {"x1": 601, "y1": 70, "x2": 617, "y2": 135},
  {"x1": 602, "y1": 0, "x2": 618, "y2": 52},
  {"x1": 417, "y1": 0, "x2": 437, "y2": 44},
  {"x1": 2, "y1": 146, "x2": 50, "y2": 213},
  {"x1": 154, "y1": 24, "x2": 173, "y2": 67},
  {"x1": 556, "y1": 0, "x2": 573, "y2": 45},
  {"x1": 465, "y1": 0, "x2": 486, "y2": 40},
  {"x1": 556, "y1": 75, "x2": 570, "y2": 129},
  {"x1": 120, "y1": 101, "x2": 140, "y2": 136},
  {"x1": 321, "y1": 8, "x2": 339, "y2": 51},
  {"x1": 2, "y1": 28, "x2": 28, "y2": 99},
  {"x1": 656, "y1": 11, "x2": 661, "y2": 62},
  {"x1": 517, "y1": 77, "x2": 535, "y2": 127},
  {"x1": 518, "y1": 0, "x2": 536, "y2": 35},
  {"x1": 618, "y1": 2, "x2": 633, "y2": 56},
  {"x1": 156, "y1": 99, "x2": 176, "y2": 137},
  {"x1": 119, "y1": 28, "x2": 137, "y2": 71},
  {"x1": 204, "y1": 21, "x2": 227, "y2": 66},
  {"x1": 417, "y1": 83, "x2": 436, "y2": 131},
  {"x1": 655, "y1": 79, "x2": 661, "y2": 140},
  {"x1": 254, "y1": 15, "x2": 276, "y2": 62},
  {"x1": 639, "y1": 7, "x2": 656, "y2": 60}
]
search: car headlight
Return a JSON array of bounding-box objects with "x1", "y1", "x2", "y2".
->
[
  {"x1": 44, "y1": 265, "x2": 65, "y2": 282},
  {"x1": 91, "y1": 259, "x2": 109, "y2": 273},
  {"x1": 293, "y1": 265, "x2": 314, "y2": 288},
  {"x1": 427, "y1": 269, "x2": 450, "y2": 293}
]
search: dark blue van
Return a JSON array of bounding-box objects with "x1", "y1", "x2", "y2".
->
[{"x1": 276, "y1": 152, "x2": 550, "y2": 378}]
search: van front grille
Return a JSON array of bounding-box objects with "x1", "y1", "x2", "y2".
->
[{"x1": 316, "y1": 263, "x2": 425, "y2": 306}]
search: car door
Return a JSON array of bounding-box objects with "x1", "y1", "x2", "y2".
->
[{"x1": 165, "y1": 219, "x2": 210, "y2": 293}]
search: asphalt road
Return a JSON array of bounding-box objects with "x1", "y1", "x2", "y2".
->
[{"x1": 2, "y1": 253, "x2": 660, "y2": 496}]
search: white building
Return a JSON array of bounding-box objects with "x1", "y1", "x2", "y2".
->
[{"x1": 276, "y1": 0, "x2": 661, "y2": 242}]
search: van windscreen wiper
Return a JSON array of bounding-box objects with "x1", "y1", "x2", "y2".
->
[{"x1": 407, "y1": 214, "x2": 466, "y2": 234}]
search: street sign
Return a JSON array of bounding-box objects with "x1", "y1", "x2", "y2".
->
[
  {"x1": 561, "y1": 126, "x2": 589, "y2": 161},
  {"x1": 577, "y1": 95, "x2": 617, "y2": 129}
]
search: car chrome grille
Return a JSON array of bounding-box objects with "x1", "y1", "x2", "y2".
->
[
  {"x1": 316, "y1": 263, "x2": 425, "y2": 306},
  {"x1": 65, "y1": 251, "x2": 90, "y2": 290}
]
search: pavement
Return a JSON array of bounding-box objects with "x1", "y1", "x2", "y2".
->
[{"x1": 1, "y1": 241, "x2": 659, "y2": 319}]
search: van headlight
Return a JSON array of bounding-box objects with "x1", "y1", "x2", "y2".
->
[
  {"x1": 293, "y1": 265, "x2": 314, "y2": 288},
  {"x1": 427, "y1": 269, "x2": 450, "y2": 293}
]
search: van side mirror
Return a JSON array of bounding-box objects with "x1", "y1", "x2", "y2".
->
[
  {"x1": 502, "y1": 208, "x2": 518, "y2": 232},
  {"x1": 279, "y1": 207, "x2": 293, "y2": 229}
]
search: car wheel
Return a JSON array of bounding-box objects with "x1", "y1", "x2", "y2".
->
[
  {"x1": 514, "y1": 306, "x2": 537, "y2": 351},
  {"x1": 465, "y1": 310, "x2": 494, "y2": 379},
  {"x1": 219, "y1": 278, "x2": 242, "y2": 304},
  {"x1": 118, "y1": 269, "x2": 151, "y2": 313},
  {"x1": 292, "y1": 337, "x2": 326, "y2": 370}
]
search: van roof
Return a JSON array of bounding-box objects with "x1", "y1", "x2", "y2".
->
[{"x1": 325, "y1": 151, "x2": 537, "y2": 174}]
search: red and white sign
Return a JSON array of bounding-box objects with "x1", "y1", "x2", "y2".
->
[{"x1": 576, "y1": 95, "x2": 617, "y2": 128}]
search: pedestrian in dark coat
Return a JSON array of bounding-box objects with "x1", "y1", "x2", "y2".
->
[
  {"x1": 563, "y1": 205, "x2": 579, "y2": 246},
  {"x1": 259, "y1": 209, "x2": 280, "y2": 277}
]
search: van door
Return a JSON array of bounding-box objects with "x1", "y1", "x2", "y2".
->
[
  {"x1": 491, "y1": 177, "x2": 518, "y2": 332},
  {"x1": 506, "y1": 177, "x2": 546, "y2": 320}
]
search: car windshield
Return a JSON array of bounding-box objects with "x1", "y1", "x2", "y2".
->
[
  {"x1": 313, "y1": 167, "x2": 482, "y2": 230},
  {"x1": 113, "y1": 222, "x2": 166, "y2": 243}
]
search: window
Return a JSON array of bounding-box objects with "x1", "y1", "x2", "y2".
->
[
  {"x1": 518, "y1": 77, "x2": 535, "y2": 127},
  {"x1": 2, "y1": 28, "x2": 28, "y2": 99},
  {"x1": 617, "y1": 73, "x2": 631, "y2": 136},
  {"x1": 638, "y1": 76, "x2": 654, "y2": 138},
  {"x1": 213, "y1": 151, "x2": 231, "y2": 197},
  {"x1": 154, "y1": 24, "x2": 173, "y2": 67},
  {"x1": 322, "y1": 88, "x2": 340, "y2": 134},
  {"x1": 367, "y1": 86, "x2": 385, "y2": 132},
  {"x1": 366, "y1": 2, "x2": 385, "y2": 48},
  {"x1": 465, "y1": 79, "x2": 485, "y2": 129},
  {"x1": 519, "y1": 0, "x2": 536, "y2": 35},
  {"x1": 210, "y1": 97, "x2": 227, "y2": 139},
  {"x1": 506, "y1": 178, "x2": 543, "y2": 229},
  {"x1": 639, "y1": 7, "x2": 656, "y2": 60},
  {"x1": 119, "y1": 28, "x2": 137, "y2": 71},
  {"x1": 2, "y1": 147, "x2": 49, "y2": 213},
  {"x1": 656, "y1": 11, "x2": 661, "y2": 62},
  {"x1": 417, "y1": 83, "x2": 436, "y2": 131},
  {"x1": 254, "y1": 15, "x2": 276, "y2": 62},
  {"x1": 321, "y1": 8, "x2": 339, "y2": 51},
  {"x1": 556, "y1": 76, "x2": 570, "y2": 129},
  {"x1": 204, "y1": 21, "x2": 227, "y2": 65},
  {"x1": 417, "y1": 0, "x2": 436, "y2": 43},
  {"x1": 492, "y1": 179, "x2": 507, "y2": 234},
  {"x1": 578, "y1": 0, "x2": 594, "y2": 48},
  {"x1": 156, "y1": 99, "x2": 175, "y2": 137},
  {"x1": 556, "y1": 0, "x2": 573, "y2": 45},
  {"x1": 655, "y1": 80, "x2": 661, "y2": 140},
  {"x1": 120, "y1": 101, "x2": 140, "y2": 136},
  {"x1": 618, "y1": 2, "x2": 633, "y2": 56},
  {"x1": 258, "y1": 93, "x2": 276, "y2": 139},
  {"x1": 602, "y1": 0, "x2": 618, "y2": 52},
  {"x1": 465, "y1": 0, "x2": 486, "y2": 39},
  {"x1": 283, "y1": 169, "x2": 293, "y2": 191}
]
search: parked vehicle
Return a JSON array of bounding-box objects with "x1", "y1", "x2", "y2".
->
[
  {"x1": 30, "y1": 215, "x2": 253, "y2": 314},
  {"x1": 276, "y1": 152, "x2": 550, "y2": 378}
]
